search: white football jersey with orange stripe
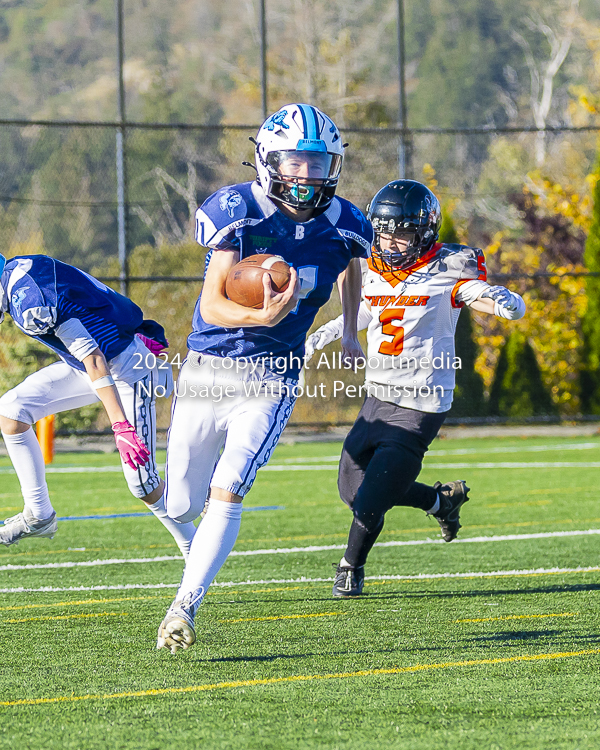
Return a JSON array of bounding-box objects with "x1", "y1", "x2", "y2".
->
[{"x1": 362, "y1": 242, "x2": 488, "y2": 413}]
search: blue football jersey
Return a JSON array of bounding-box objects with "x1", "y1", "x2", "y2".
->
[
  {"x1": 1, "y1": 255, "x2": 148, "y2": 371},
  {"x1": 190, "y1": 181, "x2": 373, "y2": 378}
]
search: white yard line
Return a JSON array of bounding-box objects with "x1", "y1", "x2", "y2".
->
[
  {"x1": 1, "y1": 440, "x2": 598, "y2": 474},
  {"x1": 0, "y1": 565, "x2": 598, "y2": 594},
  {"x1": 275, "y1": 442, "x2": 600, "y2": 463},
  {"x1": 262, "y1": 462, "x2": 600, "y2": 471},
  {"x1": 1, "y1": 528, "x2": 600, "y2": 572}
]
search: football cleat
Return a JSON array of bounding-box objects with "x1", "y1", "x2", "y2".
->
[
  {"x1": 0, "y1": 507, "x2": 57, "y2": 546},
  {"x1": 156, "y1": 589, "x2": 204, "y2": 654},
  {"x1": 332, "y1": 563, "x2": 365, "y2": 598},
  {"x1": 430, "y1": 480, "x2": 470, "y2": 542}
]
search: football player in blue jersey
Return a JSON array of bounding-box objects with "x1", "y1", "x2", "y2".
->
[
  {"x1": 0, "y1": 254, "x2": 196, "y2": 556},
  {"x1": 156, "y1": 103, "x2": 373, "y2": 653}
]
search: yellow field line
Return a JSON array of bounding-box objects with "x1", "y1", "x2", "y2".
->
[
  {"x1": 456, "y1": 612, "x2": 577, "y2": 623},
  {"x1": 5, "y1": 612, "x2": 128, "y2": 624},
  {"x1": 0, "y1": 588, "x2": 305, "y2": 613},
  {"x1": 0, "y1": 543, "x2": 174, "y2": 560},
  {"x1": 0, "y1": 595, "x2": 169, "y2": 612},
  {"x1": 219, "y1": 612, "x2": 346, "y2": 624},
  {"x1": 2, "y1": 648, "x2": 599, "y2": 708},
  {"x1": 210, "y1": 586, "x2": 303, "y2": 597}
]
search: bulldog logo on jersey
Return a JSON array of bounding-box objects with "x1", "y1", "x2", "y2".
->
[
  {"x1": 219, "y1": 190, "x2": 243, "y2": 218},
  {"x1": 350, "y1": 204, "x2": 367, "y2": 227},
  {"x1": 11, "y1": 288, "x2": 28, "y2": 316}
]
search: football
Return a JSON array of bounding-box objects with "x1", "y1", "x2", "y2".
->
[{"x1": 225, "y1": 254, "x2": 291, "y2": 309}]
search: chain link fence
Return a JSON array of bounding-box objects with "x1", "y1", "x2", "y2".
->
[{"x1": 0, "y1": 120, "x2": 598, "y2": 431}]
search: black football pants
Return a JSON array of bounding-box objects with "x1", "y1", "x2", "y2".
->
[{"x1": 338, "y1": 396, "x2": 446, "y2": 567}]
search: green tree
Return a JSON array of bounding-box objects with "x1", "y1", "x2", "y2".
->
[
  {"x1": 488, "y1": 330, "x2": 556, "y2": 417},
  {"x1": 580, "y1": 158, "x2": 600, "y2": 413},
  {"x1": 453, "y1": 309, "x2": 487, "y2": 417}
]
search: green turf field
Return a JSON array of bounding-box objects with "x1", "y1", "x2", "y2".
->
[{"x1": 1, "y1": 434, "x2": 600, "y2": 749}]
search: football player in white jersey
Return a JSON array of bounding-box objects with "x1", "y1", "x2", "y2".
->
[
  {"x1": 304, "y1": 179, "x2": 526, "y2": 597},
  {"x1": 156, "y1": 104, "x2": 371, "y2": 653}
]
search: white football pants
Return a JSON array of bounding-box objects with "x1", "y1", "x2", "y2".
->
[
  {"x1": 165, "y1": 353, "x2": 296, "y2": 523},
  {"x1": 0, "y1": 360, "x2": 172, "y2": 499}
]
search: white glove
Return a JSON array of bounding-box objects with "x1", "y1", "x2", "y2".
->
[
  {"x1": 480, "y1": 285, "x2": 517, "y2": 310},
  {"x1": 481, "y1": 285, "x2": 526, "y2": 320},
  {"x1": 304, "y1": 302, "x2": 372, "y2": 361},
  {"x1": 304, "y1": 322, "x2": 342, "y2": 361}
]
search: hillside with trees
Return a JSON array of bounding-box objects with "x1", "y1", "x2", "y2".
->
[{"x1": 0, "y1": 0, "x2": 599, "y2": 424}]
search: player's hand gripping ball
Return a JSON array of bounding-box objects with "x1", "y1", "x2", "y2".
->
[{"x1": 225, "y1": 254, "x2": 291, "y2": 309}]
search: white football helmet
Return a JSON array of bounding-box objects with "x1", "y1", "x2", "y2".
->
[{"x1": 254, "y1": 104, "x2": 344, "y2": 211}]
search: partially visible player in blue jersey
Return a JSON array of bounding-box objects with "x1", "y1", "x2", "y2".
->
[
  {"x1": 0, "y1": 253, "x2": 197, "y2": 557},
  {"x1": 156, "y1": 103, "x2": 372, "y2": 653}
]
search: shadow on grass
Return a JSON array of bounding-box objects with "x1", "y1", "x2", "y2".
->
[
  {"x1": 198, "y1": 647, "x2": 396, "y2": 664},
  {"x1": 468, "y1": 629, "x2": 563, "y2": 643},
  {"x1": 390, "y1": 582, "x2": 600, "y2": 599}
]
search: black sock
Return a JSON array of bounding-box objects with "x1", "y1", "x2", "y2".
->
[{"x1": 343, "y1": 516, "x2": 385, "y2": 568}]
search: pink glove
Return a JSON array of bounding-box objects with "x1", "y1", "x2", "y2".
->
[
  {"x1": 136, "y1": 333, "x2": 168, "y2": 355},
  {"x1": 112, "y1": 421, "x2": 151, "y2": 470}
]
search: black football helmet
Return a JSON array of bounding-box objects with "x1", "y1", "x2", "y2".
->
[{"x1": 367, "y1": 180, "x2": 442, "y2": 270}]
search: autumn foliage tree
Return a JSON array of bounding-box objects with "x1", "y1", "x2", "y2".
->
[{"x1": 580, "y1": 153, "x2": 600, "y2": 412}]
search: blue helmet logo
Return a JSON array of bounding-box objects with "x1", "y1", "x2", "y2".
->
[{"x1": 264, "y1": 110, "x2": 289, "y2": 131}]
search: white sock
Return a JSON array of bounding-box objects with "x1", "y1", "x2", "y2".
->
[
  {"x1": 340, "y1": 556, "x2": 352, "y2": 568},
  {"x1": 176, "y1": 498, "x2": 243, "y2": 601},
  {"x1": 1, "y1": 428, "x2": 54, "y2": 520},
  {"x1": 426, "y1": 494, "x2": 441, "y2": 516},
  {"x1": 146, "y1": 495, "x2": 197, "y2": 561}
]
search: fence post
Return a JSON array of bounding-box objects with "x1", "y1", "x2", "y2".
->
[
  {"x1": 260, "y1": 0, "x2": 268, "y2": 120},
  {"x1": 115, "y1": 0, "x2": 129, "y2": 297},
  {"x1": 37, "y1": 415, "x2": 55, "y2": 465},
  {"x1": 397, "y1": 0, "x2": 411, "y2": 178}
]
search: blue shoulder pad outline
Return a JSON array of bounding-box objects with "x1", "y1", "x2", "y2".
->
[
  {"x1": 5, "y1": 256, "x2": 58, "y2": 335},
  {"x1": 195, "y1": 182, "x2": 264, "y2": 249},
  {"x1": 331, "y1": 197, "x2": 374, "y2": 258}
]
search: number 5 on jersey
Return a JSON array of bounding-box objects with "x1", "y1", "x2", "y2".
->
[{"x1": 378, "y1": 308, "x2": 404, "y2": 355}]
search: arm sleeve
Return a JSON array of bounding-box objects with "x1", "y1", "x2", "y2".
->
[
  {"x1": 456, "y1": 280, "x2": 526, "y2": 320},
  {"x1": 454, "y1": 280, "x2": 492, "y2": 307},
  {"x1": 309, "y1": 301, "x2": 372, "y2": 349},
  {"x1": 17, "y1": 306, "x2": 57, "y2": 335},
  {"x1": 356, "y1": 300, "x2": 372, "y2": 331},
  {"x1": 55, "y1": 318, "x2": 99, "y2": 361}
]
